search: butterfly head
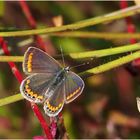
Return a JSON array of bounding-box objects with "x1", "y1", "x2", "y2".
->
[{"x1": 64, "y1": 66, "x2": 70, "y2": 72}]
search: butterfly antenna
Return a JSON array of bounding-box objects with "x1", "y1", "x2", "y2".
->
[
  {"x1": 60, "y1": 45, "x2": 65, "y2": 67},
  {"x1": 70, "y1": 63, "x2": 86, "y2": 70},
  {"x1": 70, "y1": 57, "x2": 94, "y2": 70}
]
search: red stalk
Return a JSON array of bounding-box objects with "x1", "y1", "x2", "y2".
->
[
  {"x1": 0, "y1": 37, "x2": 23, "y2": 83},
  {"x1": 19, "y1": 1, "x2": 36, "y2": 28},
  {"x1": 0, "y1": 36, "x2": 53, "y2": 139},
  {"x1": 18, "y1": 0, "x2": 56, "y2": 138},
  {"x1": 120, "y1": 1, "x2": 137, "y2": 44},
  {"x1": 31, "y1": 103, "x2": 53, "y2": 139},
  {"x1": 115, "y1": 1, "x2": 136, "y2": 111},
  {"x1": 19, "y1": 0, "x2": 47, "y2": 51},
  {"x1": 120, "y1": 1, "x2": 140, "y2": 66}
]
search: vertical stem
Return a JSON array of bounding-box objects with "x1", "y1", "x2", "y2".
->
[
  {"x1": 19, "y1": 1, "x2": 55, "y2": 138},
  {"x1": 0, "y1": 37, "x2": 23, "y2": 83},
  {"x1": 19, "y1": 0, "x2": 47, "y2": 51},
  {"x1": 120, "y1": 1, "x2": 140, "y2": 66},
  {"x1": 0, "y1": 36, "x2": 52, "y2": 139},
  {"x1": 120, "y1": 0, "x2": 137, "y2": 43},
  {"x1": 31, "y1": 103, "x2": 53, "y2": 139}
]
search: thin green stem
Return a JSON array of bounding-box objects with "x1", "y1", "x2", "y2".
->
[
  {"x1": 51, "y1": 31, "x2": 140, "y2": 39},
  {"x1": 80, "y1": 51, "x2": 140, "y2": 76},
  {"x1": 0, "y1": 43, "x2": 140, "y2": 62},
  {"x1": 69, "y1": 43, "x2": 140, "y2": 59},
  {"x1": 0, "y1": 94, "x2": 23, "y2": 107},
  {"x1": 18, "y1": 32, "x2": 140, "y2": 46},
  {"x1": 0, "y1": 5, "x2": 140, "y2": 37},
  {"x1": 0, "y1": 56, "x2": 24, "y2": 62},
  {"x1": 1, "y1": 50, "x2": 140, "y2": 106}
]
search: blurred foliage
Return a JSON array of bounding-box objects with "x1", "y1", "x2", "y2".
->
[
  {"x1": 0, "y1": 1, "x2": 140, "y2": 139},
  {"x1": 0, "y1": 1, "x2": 4, "y2": 17}
]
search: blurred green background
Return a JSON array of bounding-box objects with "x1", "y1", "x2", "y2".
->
[{"x1": 0, "y1": 1, "x2": 140, "y2": 139}]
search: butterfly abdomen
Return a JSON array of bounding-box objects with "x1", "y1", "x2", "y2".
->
[{"x1": 44, "y1": 69, "x2": 66, "y2": 97}]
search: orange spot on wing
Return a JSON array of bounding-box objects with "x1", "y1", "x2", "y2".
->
[
  {"x1": 55, "y1": 107, "x2": 59, "y2": 110},
  {"x1": 30, "y1": 91, "x2": 34, "y2": 96},
  {"x1": 27, "y1": 53, "x2": 33, "y2": 72},
  {"x1": 46, "y1": 101, "x2": 62, "y2": 112},
  {"x1": 59, "y1": 103, "x2": 62, "y2": 108},
  {"x1": 28, "y1": 68, "x2": 32, "y2": 72},
  {"x1": 26, "y1": 88, "x2": 31, "y2": 93},
  {"x1": 26, "y1": 80, "x2": 30, "y2": 84},
  {"x1": 66, "y1": 87, "x2": 81, "y2": 101},
  {"x1": 27, "y1": 63, "x2": 32, "y2": 68},
  {"x1": 25, "y1": 85, "x2": 29, "y2": 89},
  {"x1": 37, "y1": 96, "x2": 43, "y2": 100},
  {"x1": 33, "y1": 94, "x2": 37, "y2": 98}
]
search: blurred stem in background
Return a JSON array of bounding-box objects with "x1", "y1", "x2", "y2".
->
[
  {"x1": 1, "y1": 50, "x2": 140, "y2": 106},
  {"x1": 16, "y1": 32, "x2": 140, "y2": 46},
  {"x1": 0, "y1": 43, "x2": 140, "y2": 62},
  {"x1": 0, "y1": 5, "x2": 140, "y2": 37}
]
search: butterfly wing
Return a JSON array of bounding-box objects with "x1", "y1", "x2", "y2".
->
[
  {"x1": 20, "y1": 73, "x2": 55, "y2": 103},
  {"x1": 23, "y1": 47, "x2": 62, "y2": 74},
  {"x1": 44, "y1": 82, "x2": 65, "y2": 117},
  {"x1": 64, "y1": 71, "x2": 84, "y2": 104}
]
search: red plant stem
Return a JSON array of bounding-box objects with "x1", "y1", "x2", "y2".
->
[
  {"x1": 120, "y1": 1, "x2": 140, "y2": 66},
  {"x1": 116, "y1": 1, "x2": 136, "y2": 111},
  {"x1": 19, "y1": 1, "x2": 36, "y2": 28},
  {"x1": 120, "y1": 1, "x2": 137, "y2": 44},
  {"x1": 0, "y1": 36, "x2": 53, "y2": 139},
  {"x1": 0, "y1": 37, "x2": 23, "y2": 83},
  {"x1": 31, "y1": 103, "x2": 53, "y2": 139},
  {"x1": 19, "y1": 0, "x2": 47, "y2": 51},
  {"x1": 50, "y1": 117, "x2": 57, "y2": 138},
  {"x1": 34, "y1": 35, "x2": 48, "y2": 51},
  {"x1": 18, "y1": 1, "x2": 55, "y2": 138}
]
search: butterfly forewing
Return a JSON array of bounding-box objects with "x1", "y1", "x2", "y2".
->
[
  {"x1": 23, "y1": 47, "x2": 62, "y2": 74},
  {"x1": 20, "y1": 47, "x2": 85, "y2": 117},
  {"x1": 64, "y1": 71, "x2": 85, "y2": 104},
  {"x1": 20, "y1": 73, "x2": 55, "y2": 103},
  {"x1": 44, "y1": 81, "x2": 65, "y2": 117}
]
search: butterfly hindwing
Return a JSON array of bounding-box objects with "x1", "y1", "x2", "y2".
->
[
  {"x1": 20, "y1": 73, "x2": 55, "y2": 103},
  {"x1": 21, "y1": 47, "x2": 85, "y2": 117},
  {"x1": 64, "y1": 71, "x2": 85, "y2": 104},
  {"x1": 23, "y1": 47, "x2": 62, "y2": 74},
  {"x1": 44, "y1": 81, "x2": 65, "y2": 117}
]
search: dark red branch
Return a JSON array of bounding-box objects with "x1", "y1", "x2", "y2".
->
[
  {"x1": 120, "y1": 1, "x2": 137, "y2": 44},
  {"x1": 0, "y1": 36, "x2": 53, "y2": 139},
  {"x1": 0, "y1": 37, "x2": 23, "y2": 83},
  {"x1": 120, "y1": 1, "x2": 140, "y2": 66},
  {"x1": 18, "y1": 0, "x2": 55, "y2": 138},
  {"x1": 31, "y1": 103, "x2": 53, "y2": 139},
  {"x1": 19, "y1": 1, "x2": 36, "y2": 28},
  {"x1": 19, "y1": 0, "x2": 47, "y2": 51}
]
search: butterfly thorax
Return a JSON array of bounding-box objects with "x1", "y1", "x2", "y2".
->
[
  {"x1": 53, "y1": 66, "x2": 70, "y2": 84},
  {"x1": 45, "y1": 67, "x2": 69, "y2": 97},
  {"x1": 64, "y1": 66, "x2": 70, "y2": 72}
]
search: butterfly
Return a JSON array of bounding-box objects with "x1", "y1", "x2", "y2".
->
[{"x1": 20, "y1": 47, "x2": 85, "y2": 117}]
